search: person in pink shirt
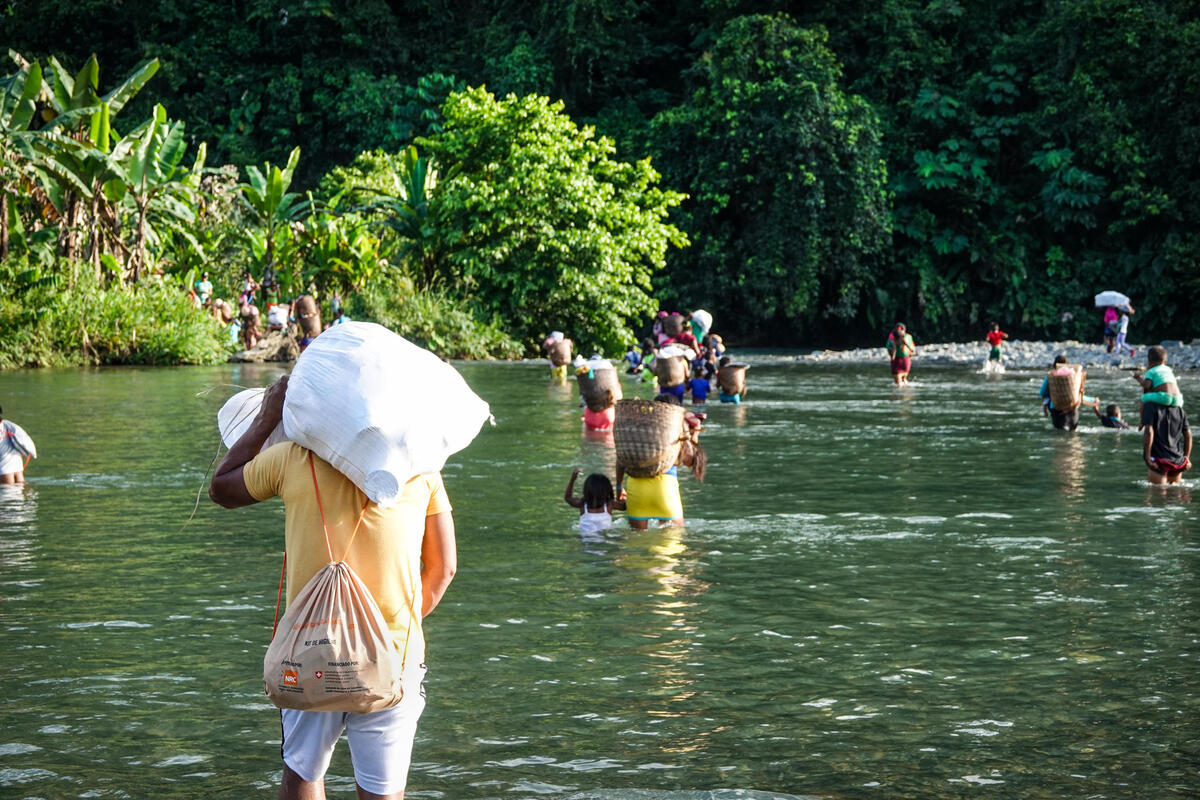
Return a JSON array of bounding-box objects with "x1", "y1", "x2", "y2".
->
[{"x1": 1103, "y1": 306, "x2": 1119, "y2": 352}]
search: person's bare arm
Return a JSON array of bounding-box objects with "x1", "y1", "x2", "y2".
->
[
  {"x1": 615, "y1": 465, "x2": 627, "y2": 501},
  {"x1": 1184, "y1": 428, "x2": 1193, "y2": 470},
  {"x1": 209, "y1": 376, "x2": 288, "y2": 508},
  {"x1": 564, "y1": 468, "x2": 583, "y2": 509},
  {"x1": 420, "y1": 511, "x2": 457, "y2": 617},
  {"x1": 1143, "y1": 426, "x2": 1161, "y2": 473}
]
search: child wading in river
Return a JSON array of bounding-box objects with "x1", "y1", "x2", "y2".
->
[
  {"x1": 1094, "y1": 403, "x2": 1130, "y2": 430},
  {"x1": 564, "y1": 469, "x2": 625, "y2": 534},
  {"x1": 687, "y1": 366, "x2": 711, "y2": 405}
]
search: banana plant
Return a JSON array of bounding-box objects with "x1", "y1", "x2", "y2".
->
[
  {"x1": 0, "y1": 58, "x2": 42, "y2": 259},
  {"x1": 358, "y1": 146, "x2": 443, "y2": 287},
  {"x1": 106, "y1": 104, "x2": 204, "y2": 281},
  {"x1": 41, "y1": 54, "x2": 159, "y2": 134},
  {"x1": 238, "y1": 146, "x2": 305, "y2": 285},
  {"x1": 291, "y1": 200, "x2": 383, "y2": 295},
  {"x1": 29, "y1": 53, "x2": 159, "y2": 264}
]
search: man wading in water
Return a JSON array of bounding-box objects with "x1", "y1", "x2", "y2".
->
[{"x1": 210, "y1": 377, "x2": 457, "y2": 800}]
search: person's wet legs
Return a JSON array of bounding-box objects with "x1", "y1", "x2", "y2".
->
[{"x1": 280, "y1": 764, "x2": 324, "y2": 800}]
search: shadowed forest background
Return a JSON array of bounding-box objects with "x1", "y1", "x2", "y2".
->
[{"x1": 2, "y1": 0, "x2": 1198, "y2": 362}]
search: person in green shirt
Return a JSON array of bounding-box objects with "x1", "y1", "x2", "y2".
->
[
  {"x1": 886, "y1": 323, "x2": 915, "y2": 385},
  {"x1": 193, "y1": 271, "x2": 213, "y2": 305}
]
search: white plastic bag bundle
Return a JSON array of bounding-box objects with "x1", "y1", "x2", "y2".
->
[
  {"x1": 218, "y1": 322, "x2": 491, "y2": 508},
  {"x1": 658, "y1": 344, "x2": 696, "y2": 361},
  {"x1": 267, "y1": 305, "x2": 289, "y2": 327},
  {"x1": 218, "y1": 388, "x2": 289, "y2": 452}
]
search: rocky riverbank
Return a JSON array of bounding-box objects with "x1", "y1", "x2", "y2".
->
[
  {"x1": 230, "y1": 330, "x2": 300, "y2": 362},
  {"x1": 799, "y1": 339, "x2": 1200, "y2": 370}
]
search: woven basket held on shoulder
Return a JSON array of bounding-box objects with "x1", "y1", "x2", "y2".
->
[
  {"x1": 655, "y1": 355, "x2": 688, "y2": 388},
  {"x1": 1047, "y1": 365, "x2": 1085, "y2": 411},
  {"x1": 295, "y1": 295, "x2": 321, "y2": 337},
  {"x1": 718, "y1": 364, "x2": 748, "y2": 395},
  {"x1": 662, "y1": 314, "x2": 684, "y2": 337},
  {"x1": 614, "y1": 399, "x2": 686, "y2": 478},
  {"x1": 577, "y1": 368, "x2": 623, "y2": 412}
]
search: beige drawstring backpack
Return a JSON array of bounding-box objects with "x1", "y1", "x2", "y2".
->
[{"x1": 263, "y1": 452, "x2": 409, "y2": 713}]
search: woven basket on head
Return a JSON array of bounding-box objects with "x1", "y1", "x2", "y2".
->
[
  {"x1": 295, "y1": 295, "x2": 321, "y2": 337},
  {"x1": 662, "y1": 314, "x2": 684, "y2": 337},
  {"x1": 717, "y1": 364, "x2": 748, "y2": 395},
  {"x1": 614, "y1": 399, "x2": 686, "y2": 478},
  {"x1": 576, "y1": 368, "x2": 623, "y2": 412},
  {"x1": 547, "y1": 340, "x2": 572, "y2": 367},
  {"x1": 655, "y1": 355, "x2": 688, "y2": 387},
  {"x1": 1047, "y1": 365, "x2": 1085, "y2": 410}
]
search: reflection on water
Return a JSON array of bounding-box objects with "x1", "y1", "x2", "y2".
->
[
  {"x1": 1052, "y1": 433, "x2": 1088, "y2": 505},
  {"x1": 0, "y1": 362, "x2": 1197, "y2": 799}
]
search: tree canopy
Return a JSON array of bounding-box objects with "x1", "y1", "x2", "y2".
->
[
  {"x1": 651, "y1": 16, "x2": 891, "y2": 339},
  {"x1": 419, "y1": 88, "x2": 687, "y2": 352},
  {"x1": 4, "y1": 0, "x2": 1200, "y2": 345}
]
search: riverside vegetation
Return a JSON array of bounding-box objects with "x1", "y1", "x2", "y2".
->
[
  {"x1": 2, "y1": 2, "x2": 1198, "y2": 367},
  {"x1": 0, "y1": 55, "x2": 683, "y2": 367}
]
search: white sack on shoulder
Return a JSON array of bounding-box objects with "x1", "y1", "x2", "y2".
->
[
  {"x1": 282, "y1": 322, "x2": 491, "y2": 508},
  {"x1": 2, "y1": 420, "x2": 37, "y2": 459},
  {"x1": 218, "y1": 388, "x2": 288, "y2": 451}
]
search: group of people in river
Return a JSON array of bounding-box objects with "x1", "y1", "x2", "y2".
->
[
  {"x1": 1037, "y1": 346, "x2": 1192, "y2": 484},
  {"x1": 189, "y1": 270, "x2": 350, "y2": 353},
  {"x1": 1, "y1": 302, "x2": 1191, "y2": 800},
  {"x1": 559, "y1": 309, "x2": 732, "y2": 532},
  {"x1": 888, "y1": 318, "x2": 1191, "y2": 486}
]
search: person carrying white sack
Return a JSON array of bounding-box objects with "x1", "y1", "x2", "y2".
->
[
  {"x1": 0, "y1": 404, "x2": 37, "y2": 484},
  {"x1": 210, "y1": 322, "x2": 490, "y2": 800}
]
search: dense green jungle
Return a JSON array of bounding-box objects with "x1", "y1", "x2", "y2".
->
[{"x1": 1, "y1": 0, "x2": 1198, "y2": 367}]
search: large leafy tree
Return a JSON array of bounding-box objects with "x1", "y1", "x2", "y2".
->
[
  {"x1": 418, "y1": 87, "x2": 687, "y2": 353},
  {"x1": 651, "y1": 15, "x2": 891, "y2": 340}
]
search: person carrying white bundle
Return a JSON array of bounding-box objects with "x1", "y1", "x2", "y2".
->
[
  {"x1": 210, "y1": 322, "x2": 491, "y2": 800},
  {"x1": 0, "y1": 405, "x2": 36, "y2": 484}
]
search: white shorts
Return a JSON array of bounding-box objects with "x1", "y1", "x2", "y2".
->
[{"x1": 280, "y1": 665, "x2": 427, "y2": 795}]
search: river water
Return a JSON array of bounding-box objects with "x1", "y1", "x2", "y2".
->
[{"x1": 1, "y1": 358, "x2": 1197, "y2": 799}]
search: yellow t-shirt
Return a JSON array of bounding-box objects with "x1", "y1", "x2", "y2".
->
[{"x1": 243, "y1": 442, "x2": 452, "y2": 665}]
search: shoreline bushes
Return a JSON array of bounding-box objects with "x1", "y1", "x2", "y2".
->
[{"x1": 0, "y1": 260, "x2": 234, "y2": 369}]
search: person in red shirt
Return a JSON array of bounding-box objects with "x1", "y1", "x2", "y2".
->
[{"x1": 985, "y1": 323, "x2": 1009, "y2": 367}]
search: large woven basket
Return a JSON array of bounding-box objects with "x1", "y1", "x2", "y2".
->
[
  {"x1": 655, "y1": 355, "x2": 688, "y2": 387},
  {"x1": 547, "y1": 340, "x2": 572, "y2": 367},
  {"x1": 295, "y1": 295, "x2": 321, "y2": 337},
  {"x1": 662, "y1": 314, "x2": 684, "y2": 337},
  {"x1": 577, "y1": 368, "x2": 623, "y2": 412},
  {"x1": 717, "y1": 364, "x2": 748, "y2": 395},
  {"x1": 1047, "y1": 366, "x2": 1085, "y2": 410},
  {"x1": 614, "y1": 399, "x2": 686, "y2": 478}
]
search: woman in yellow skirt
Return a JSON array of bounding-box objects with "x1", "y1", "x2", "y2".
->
[{"x1": 616, "y1": 464, "x2": 684, "y2": 529}]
